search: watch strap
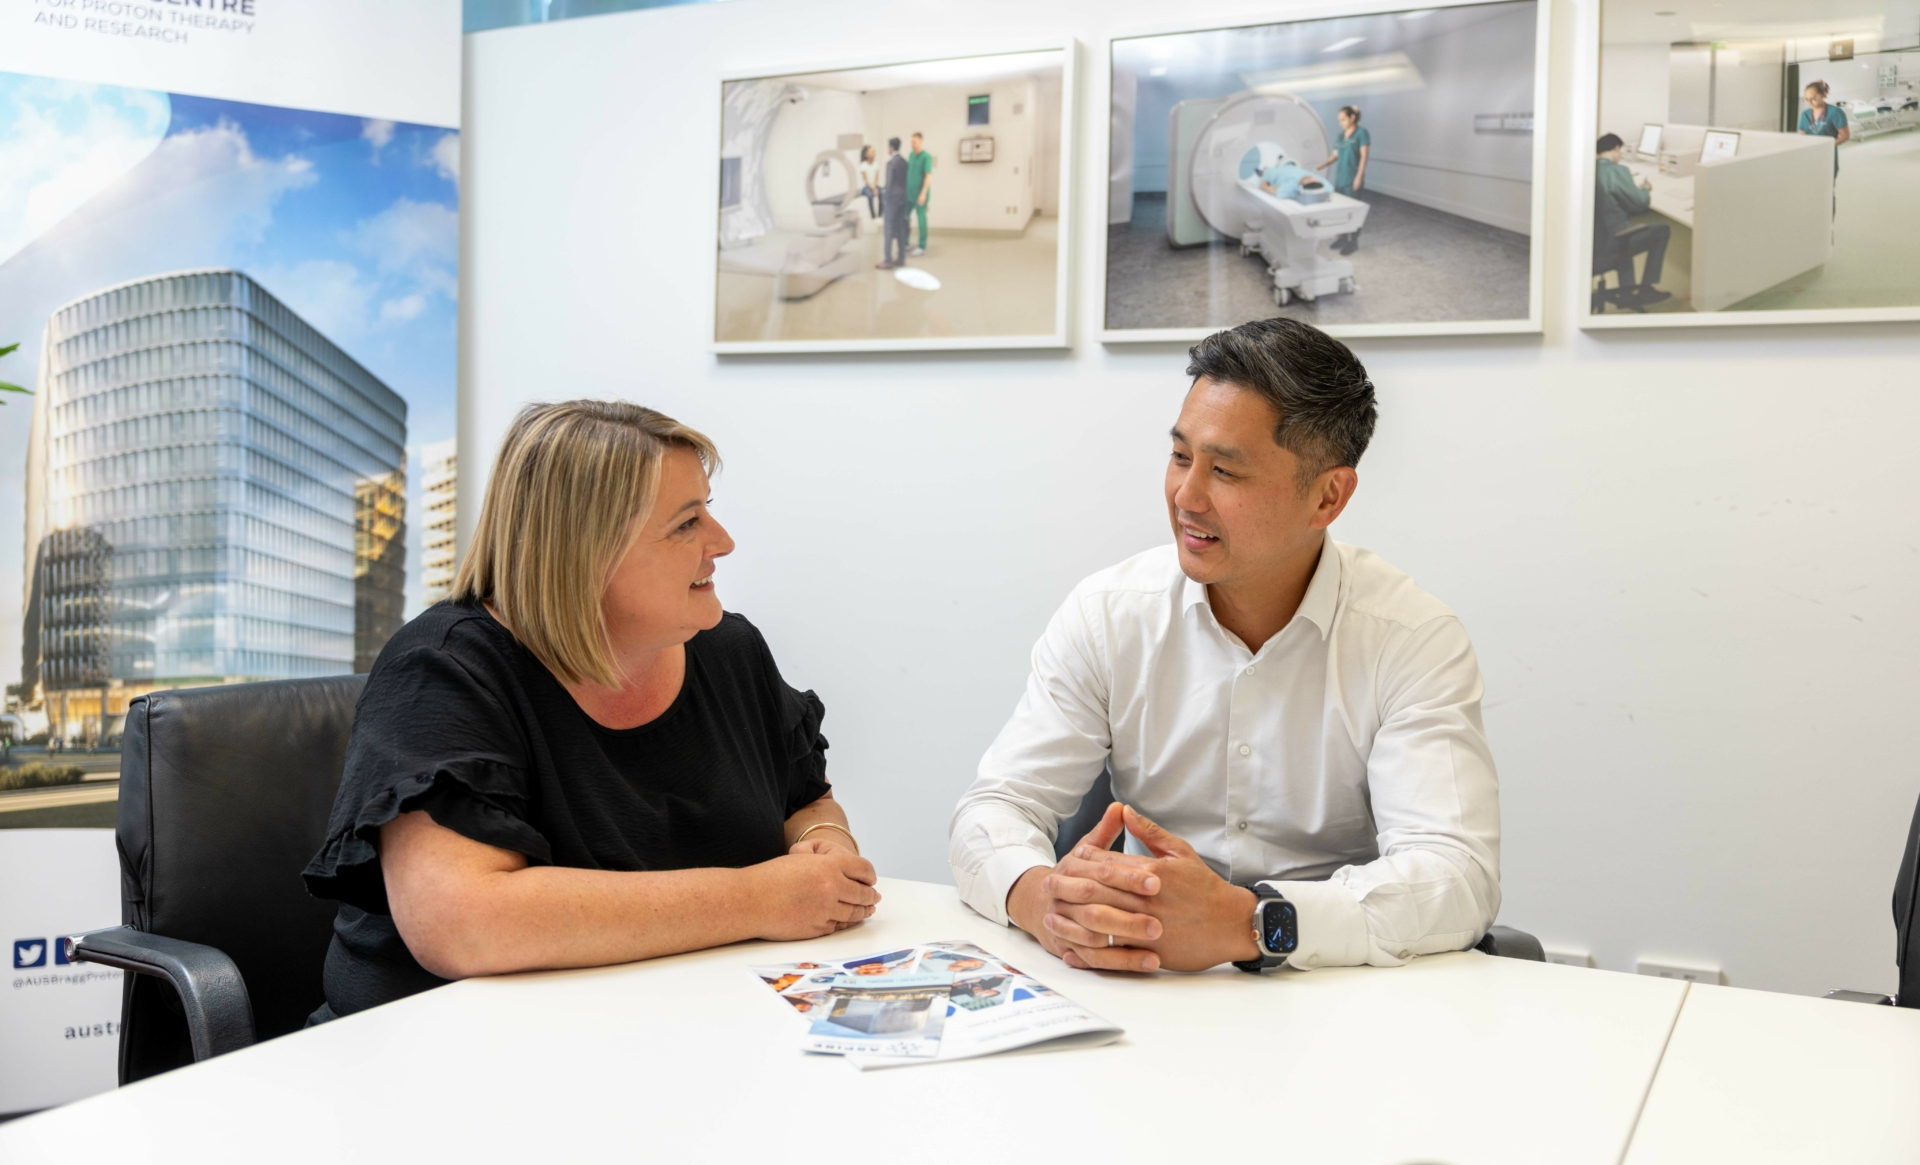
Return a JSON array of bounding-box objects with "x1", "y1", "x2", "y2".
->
[{"x1": 1233, "y1": 883, "x2": 1291, "y2": 973}]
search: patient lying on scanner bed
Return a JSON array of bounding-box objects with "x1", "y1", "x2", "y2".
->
[{"x1": 1253, "y1": 160, "x2": 1330, "y2": 204}]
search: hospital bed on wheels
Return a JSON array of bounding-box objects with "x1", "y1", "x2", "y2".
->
[
  {"x1": 1167, "y1": 91, "x2": 1368, "y2": 307},
  {"x1": 1837, "y1": 97, "x2": 1920, "y2": 140}
]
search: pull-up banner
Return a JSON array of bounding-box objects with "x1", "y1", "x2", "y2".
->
[{"x1": 0, "y1": 0, "x2": 460, "y2": 1115}]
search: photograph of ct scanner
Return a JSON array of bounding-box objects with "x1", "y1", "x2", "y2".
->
[
  {"x1": 713, "y1": 48, "x2": 1069, "y2": 352},
  {"x1": 1105, "y1": 1, "x2": 1544, "y2": 338},
  {"x1": 1587, "y1": 0, "x2": 1920, "y2": 326}
]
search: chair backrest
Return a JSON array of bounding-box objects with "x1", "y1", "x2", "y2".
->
[
  {"x1": 1897, "y1": 791, "x2": 1919, "y2": 1007},
  {"x1": 1055, "y1": 767, "x2": 1121, "y2": 861},
  {"x1": 117, "y1": 675, "x2": 365, "y2": 1081}
]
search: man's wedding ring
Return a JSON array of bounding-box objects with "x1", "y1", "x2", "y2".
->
[{"x1": 1106, "y1": 933, "x2": 1114, "y2": 947}]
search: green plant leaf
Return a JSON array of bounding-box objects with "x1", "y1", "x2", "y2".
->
[
  {"x1": 0, "y1": 382, "x2": 29, "y2": 394},
  {"x1": 0, "y1": 342, "x2": 19, "y2": 357}
]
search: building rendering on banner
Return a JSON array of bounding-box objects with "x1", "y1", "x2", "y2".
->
[
  {"x1": 420, "y1": 438, "x2": 458, "y2": 605},
  {"x1": 18, "y1": 269, "x2": 408, "y2": 742}
]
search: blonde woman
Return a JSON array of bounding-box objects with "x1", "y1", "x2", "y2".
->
[{"x1": 303, "y1": 401, "x2": 877, "y2": 1019}]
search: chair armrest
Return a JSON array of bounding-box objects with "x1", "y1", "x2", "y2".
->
[
  {"x1": 1475, "y1": 925, "x2": 1546, "y2": 962},
  {"x1": 66, "y1": 926, "x2": 256, "y2": 1061},
  {"x1": 1822, "y1": 989, "x2": 1896, "y2": 1005}
]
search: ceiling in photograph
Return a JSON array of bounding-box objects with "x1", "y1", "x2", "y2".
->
[
  {"x1": 1111, "y1": 2, "x2": 1526, "y2": 80},
  {"x1": 1602, "y1": 0, "x2": 1920, "y2": 46},
  {"x1": 782, "y1": 50, "x2": 1062, "y2": 93}
]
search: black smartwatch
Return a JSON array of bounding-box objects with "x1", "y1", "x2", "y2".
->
[{"x1": 1233, "y1": 884, "x2": 1298, "y2": 973}]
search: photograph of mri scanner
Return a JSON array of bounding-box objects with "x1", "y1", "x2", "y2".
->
[
  {"x1": 718, "y1": 137, "x2": 865, "y2": 300},
  {"x1": 1170, "y1": 93, "x2": 1368, "y2": 306},
  {"x1": 713, "y1": 48, "x2": 1071, "y2": 351},
  {"x1": 1588, "y1": 0, "x2": 1920, "y2": 323},
  {"x1": 1104, "y1": 0, "x2": 1545, "y2": 338}
]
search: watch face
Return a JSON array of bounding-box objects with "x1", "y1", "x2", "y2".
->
[{"x1": 1260, "y1": 899, "x2": 1298, "y2": 957}]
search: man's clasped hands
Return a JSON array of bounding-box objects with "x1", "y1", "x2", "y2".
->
[{"x1": 1006, "y1": 802, "x2": 1265, "y2": 973}]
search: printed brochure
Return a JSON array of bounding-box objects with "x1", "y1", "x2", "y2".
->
[{"x1": 752, "y1": 941, "x2": 1122, "y2": 1069}]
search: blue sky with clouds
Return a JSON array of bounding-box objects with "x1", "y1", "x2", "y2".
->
[{"x1": 0, "y1": 72, "x2": 459, "y2": 676}]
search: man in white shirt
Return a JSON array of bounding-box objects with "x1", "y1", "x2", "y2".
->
[{"x1": 948, "y1": 317, "x2": 1499, "y2": 974}]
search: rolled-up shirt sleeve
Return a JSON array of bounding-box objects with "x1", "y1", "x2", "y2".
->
[
  {"x1": 950, "y1": 590, "x2": 1113, "y2": 925},
  {"x1": 1267, "y1": 614, "x2": 1501, "y2": 969}
]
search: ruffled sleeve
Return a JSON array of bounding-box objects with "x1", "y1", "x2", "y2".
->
[
  {"x1": 780, "y1": 682, "x2": 832, "y2": 816},
  {"x1": 303, "y1": 638, "x2": 551, "y2": 915}
]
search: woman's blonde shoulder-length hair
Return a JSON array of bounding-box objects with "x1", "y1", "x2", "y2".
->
[{"x1": 451, "y1": 400, "x2": 720, "y2": 688}]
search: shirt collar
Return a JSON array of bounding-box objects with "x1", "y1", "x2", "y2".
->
[
  {"x1": 1180, "y1": 532, "x2": 1341, "y2": 642},
  {"x1": 1295, "y1": 533, "x2": 1341, "y2": 640}
]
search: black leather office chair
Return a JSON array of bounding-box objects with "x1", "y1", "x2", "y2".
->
[
  {"x1": 1052, "y1": 770, "x2": 1543, "y2": 961},
  {"x1": 65, "y1": 676, "x2": 365, "y2": 1083},
  {"x1": 1825, "y1": 790, "x2": 1920, "y2": 1007}
]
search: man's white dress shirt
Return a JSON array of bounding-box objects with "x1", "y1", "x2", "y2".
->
[{"x1": 949, "y1": 536, "x2": 1500, "y2": 969}]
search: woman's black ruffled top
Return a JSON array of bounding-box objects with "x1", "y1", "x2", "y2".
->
[{"x1": 302, "y1": 602, "x2": 830, "y2": 1016}]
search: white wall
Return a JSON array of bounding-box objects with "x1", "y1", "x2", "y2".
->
[
  {"x1": 1034, "y1": 72, "x2": 1064, "y2": 218},
  {"x1": 864, "y1": 77, "x2": 1048, "y2": 231},
  {"x1": 1348, "y1": 3, "x2": 1538, "y2": 235},
  {"x1": 1597, "y1": 41, "x2": 1667, "y2": 146},
  {"x1": 463, "y1": 0, "x2": 1920, "y2": 999}
]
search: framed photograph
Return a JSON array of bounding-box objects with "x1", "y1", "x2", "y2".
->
[
  {"x1": 1099, "y1": 0, "x2": 1549, "y2": 343},
  {"x1": 1581, "y1": 0, "x2": 1920, "y2": 329},
  {"x1": 710, "y1": 45, "x2": 1076, "y2": 354}
]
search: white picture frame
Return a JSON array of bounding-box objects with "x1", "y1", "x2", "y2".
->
[
  {"x1": 1577, "y1": 0, "x2": 1920, "y2": 330},
  {"x1": 708, "y1": 42, "x2": 1078, "y2": 355},
  {"x1": 1096, "y1": 0, "x2": 1551, "y2": 344}
]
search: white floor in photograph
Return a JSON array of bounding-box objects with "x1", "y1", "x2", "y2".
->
[{"x1": 714, "y1": 216, "x2": 1057, "y2": 342}]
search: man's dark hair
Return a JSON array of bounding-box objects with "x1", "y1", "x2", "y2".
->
[
  {"x1": 1185, "y1": 318, "x2": 1377, "y2": 486},
  {"x1": 888, "y1": 136, "x2": 901, "y2": 151},
  {"x1": 1339, "y1": 105, "x2": 1362, "y2": 124},
  {"x1": 1596, "y1": 132, "x2": 1624, "y2": 154}
]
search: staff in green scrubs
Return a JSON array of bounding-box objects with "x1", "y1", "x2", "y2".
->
[
  {"x1": 1798, "y1": 79, "x2": 1850, "y2": 176},
  {"x1": 1317, "y1": 105, "x2": 1370, "y2": 254},
  {"x1": 907, "y1": 131, "x2": 933, "y2": 256}
]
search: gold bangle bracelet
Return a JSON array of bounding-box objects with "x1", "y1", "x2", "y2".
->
[{"x1": 795, "y1": 822, "x2": 859, "y2": 856}]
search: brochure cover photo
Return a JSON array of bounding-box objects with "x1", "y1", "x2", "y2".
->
[{"x1": 753, "y1": 940, "x2": 1121, "y2": 1070}]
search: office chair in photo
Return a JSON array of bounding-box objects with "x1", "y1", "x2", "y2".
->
[
  {"x1": 65, "y1": 676, "x2": 365, "y2": 1083},
  {"x1": 1824, "y1": 790, "x2": 1920, "y2": 1007},
  {"x1": 1591, "y1": 227, "x2": 1653, "y2": 314},
  {"x1": 1054, "y1": 769, "x2": 1543, "y2": 962}
]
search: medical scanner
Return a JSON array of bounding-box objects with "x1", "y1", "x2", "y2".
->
[
  {"x1": 717, "y1": 147, "x2": 864, "y2": 299},
  {"x1": 1168, "y1": 92, "x2": 1368, "y2": 306},
  {"x1": 717, "y1": 83, "x2": 867, "y2": 300}
]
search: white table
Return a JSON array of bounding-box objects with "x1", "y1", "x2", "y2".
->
[
  {"x1": 1624, "y1": 981, "x2": 1920, "y2": 1164},
  {"x1": 1624, "y1": 161, "x2": 1695, "y2": 228},
  {"x1": 0, "y1": 879, "x2": 1690, "y2": 1164}
]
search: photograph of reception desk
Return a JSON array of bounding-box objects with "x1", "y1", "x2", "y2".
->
[
  {"x1": 1583, "y1": 0, "x2": 1920, "y2": 328},
  {"x1": 1610, "y1": 123, "x2": 1833, "y2": 314}
]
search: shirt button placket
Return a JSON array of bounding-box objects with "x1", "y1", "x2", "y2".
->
[{"x1": 1228, "y1": 659, "x2": 1253, "y2": 877}]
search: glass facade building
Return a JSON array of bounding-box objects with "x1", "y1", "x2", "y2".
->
[{"x1": 21, "y1": 269, "x2": 407, "y2": 720}]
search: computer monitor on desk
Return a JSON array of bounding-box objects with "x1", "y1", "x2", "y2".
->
[
  {"x1": 1701, "y1": 130, "x2": 1740, "y2": 162},
  {"x1": 1637, "y1": 124, "x2": 1663, "y2": 159}
]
